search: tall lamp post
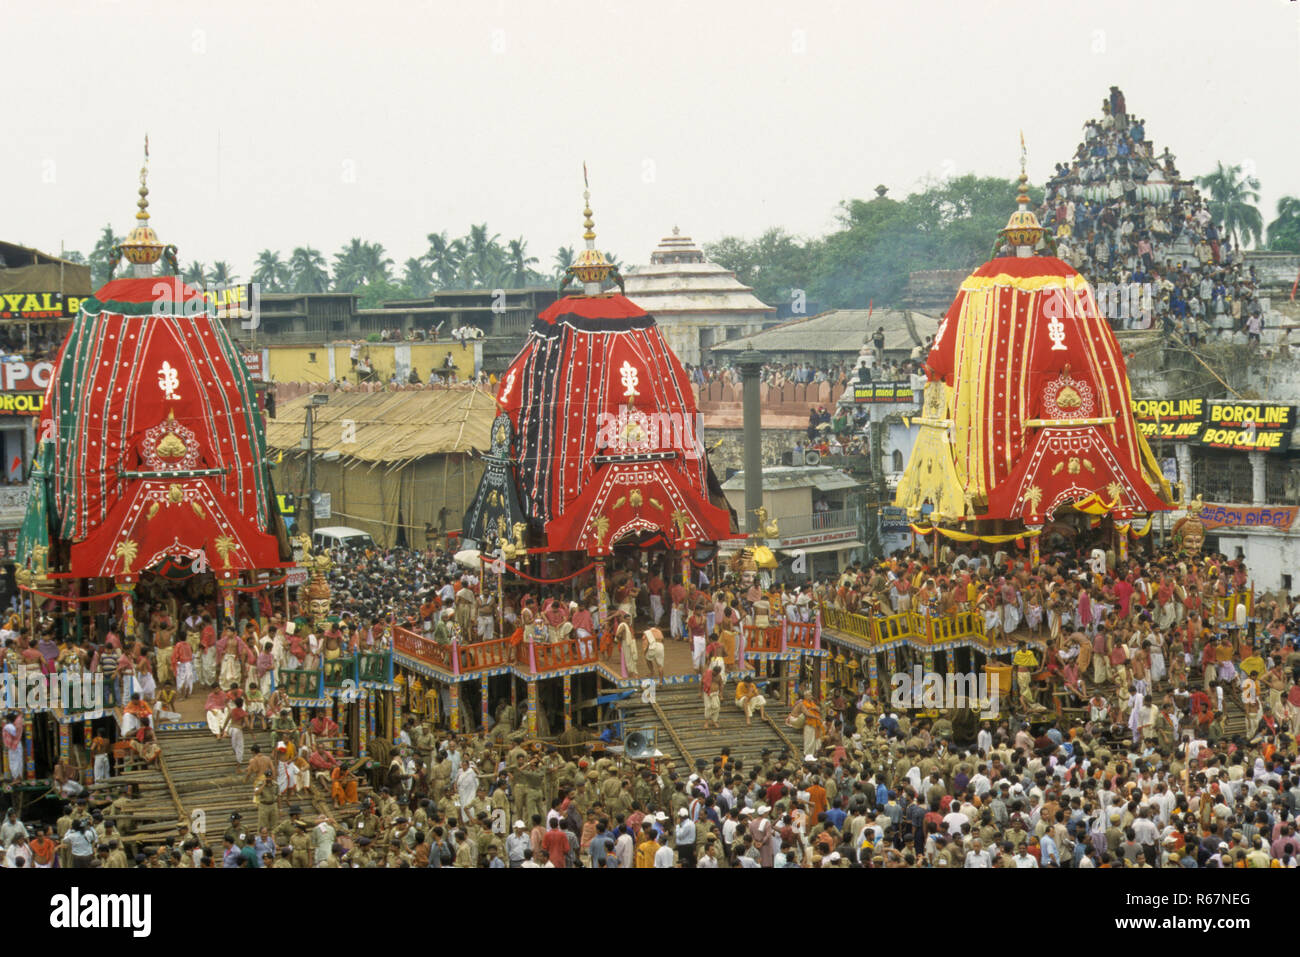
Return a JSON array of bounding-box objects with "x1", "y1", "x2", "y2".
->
[{"x1": 301, "y1": 393, "x2": 330, "y2": 538}]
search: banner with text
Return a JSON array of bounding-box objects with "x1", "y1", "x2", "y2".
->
[
  {"x1": 0, "y1": 292, "x2": 83, "y2": 321},
  {"x1": 1198, "y1": 503, "x2": 1298, "y2": 531},
  {"x1": 1131, "y1": 398, "x2": 1294, "y2": 452},
  {"x1": 854, "y1": 381, "x2": 916, "y2": 403}
]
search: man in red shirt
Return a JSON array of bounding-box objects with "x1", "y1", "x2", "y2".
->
[
  {"x1": 648, "y1": 574, "x2": 665, "y2": 626},
  {"x1": 542, "y1": 818, "x2": 569, "y2": 867},
  {"x1": 172, "y1": 637, "x2": 195, "y2": 699}
]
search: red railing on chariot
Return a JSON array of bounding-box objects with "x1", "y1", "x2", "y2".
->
[
  {"x1": 456, "y1": 637, "x2": 512, "y2": 672},
  {"x1": 786, "y1": 620, "x2": 819, "y2": 649},
  {"x1": 393, "y1": 626, "x2": 452, "y2": 670},
  {"x1": 743, "y1": 624, "x2": 784, "y2": 653},
  {"x1": 530, "y1": 636, "x2": 599, "y2": 673}
]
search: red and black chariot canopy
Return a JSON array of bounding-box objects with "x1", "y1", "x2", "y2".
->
[{"x1": 486, "y1": 293, "x2": 733, "y2": 555}]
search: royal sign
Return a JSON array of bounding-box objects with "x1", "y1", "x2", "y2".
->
[{"x1": 0, "y1": 292, "x2": 83, "y2": 320}]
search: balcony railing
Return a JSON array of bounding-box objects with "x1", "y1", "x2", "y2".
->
[
  {"x1": 777, "y1": 508, "x2": 859, "y2": 537},
  {"x1": 393, "y1": 625, "x2": 598, "y2": 676}
]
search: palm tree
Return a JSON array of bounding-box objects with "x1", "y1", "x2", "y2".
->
[
  {"x1": 252, "y1": 249, "x2": 291, "y2": 292},
  {"x1": 423, "y1": 230, "x2": 464, "y2": 288},
  {"x1": 289, "y1": 246, "x2": 330, "y2": 293},
  {"x1": 210, "y1": 261, "x2": 238, "y2": 285},
  {"x1": 1197, "y1": 162, "x2": 1263, "y2": 250},
  {"x1": 332, "y1": 238, "x2": 369, "y2": 291},
  {"x1": 182, "y1": 261, "x2": 210, "y2": 287},
  {"x1": 552, "y1": 245, "x2": 575, "y2": 280},
  {"x1": 357, "y1": 241, "x2": 394, "y2": 285},
  {"x1": 403, "y1": 257, "x2": 433, "y2": 298},
  {"x1": 463, "y1": 223, "x2": 506, "y2": 287},
  {"x1": 1266, "y1": 195, "x2": 1300, "y2": 253},
  {"x1": 506, "y1": 237, "x2": 539, "y2": 286},
  {"x1": 89, "y1": 224, "x2": 123, "y2": 286}
]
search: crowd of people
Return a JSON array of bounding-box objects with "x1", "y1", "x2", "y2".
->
[
  {"x1": 1038, "y1": 86, "x2": 1264, "y2": 344},
  {"x1": 688, "y1": 360, "x2": 852, "y2": 390},
  {"x1": 6, "y1": 524, "x2": 1300, "y2": 867}
]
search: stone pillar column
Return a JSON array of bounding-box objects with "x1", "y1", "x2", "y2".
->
[
  {"x1": 737, "y1": 348, "x2": 765, "y2": 534},
  {"x1": 1175, "y1": 444, "x2": 1193, "y2": 498},
  {"x1": 1249, "y1": 451, "x2": 1266, "y2": 504}
]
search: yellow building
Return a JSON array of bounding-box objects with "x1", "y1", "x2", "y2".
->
[{"x1": 250, "y1": 340, "x2": 481, "y2": 386}]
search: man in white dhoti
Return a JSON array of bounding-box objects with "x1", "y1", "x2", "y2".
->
[
  {"x1": 455, "y1": 762, "x2": 479, "y2": 823},
  {"x1": 1126, "y1": 688, "x2": 1144, "y2": 745}
]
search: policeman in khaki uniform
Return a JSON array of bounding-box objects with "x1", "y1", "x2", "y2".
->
[
  {"x1": 255, "y1": 772, "x2": 280, "y2": 830},
  {"x1": 289, "y1": 822, "x2": 312, "y2": 869}
]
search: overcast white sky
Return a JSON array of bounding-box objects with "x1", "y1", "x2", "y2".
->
[{"x1": 5, "y1": 0, "x2": 1299, "y2": 277}]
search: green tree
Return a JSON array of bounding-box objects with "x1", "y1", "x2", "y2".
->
[
  {"x1": 1197, "y1": 162, "x2": 1263, "y2": 250},
  {"x1": 506, "y1": 237, "x2": 539, "y2": 286},
  {"x1": 89, "y1": 224, "x2": 123, "y2": 287},
  {"x1": 709, "y1": 176, "x2": 1036, "y2": 310},
  {"x1": 182, "y1": 261, "x2": 210, "y2": 287},
  {"x1": 403, "y1": 257, "x2": 433, "y2": 297},
  {"x1": 62, "y1": 250, "x2": 86, "y2": 265},
  {"x1": 706, "y1": 228, "x2": 820, "y2": 308},
  {"x1": 289, "y1": 246, "x2": 330, "y2": 293},
  {"x1": 332, "y1": 239, "x2": 392, "y2": 291},
  {"x1": 423, "y1": 230, "x2": 464, "y2": 287},
  {"x1": 1266, "y1": 195, "x2": 1300, "y2": 253},
  {"x1": 210, "y1": 261, "x2": 238, "y2": 285},
  {"x1": 355, "y1": 277, "x2": 412, "y2": 310},
  {"x1": 252, "y1": 249, "x2": 291, "y2": 292},
  {"x1": 461, "y1": 224, "x2": 507, "y2": 287},
  {"x1": 552, "y1": 245, "x2": 575, "y2": 280}
]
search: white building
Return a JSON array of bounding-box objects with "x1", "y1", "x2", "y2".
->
[{"x1": 622, "y1": 228, "x2": 775, "y2": 366}]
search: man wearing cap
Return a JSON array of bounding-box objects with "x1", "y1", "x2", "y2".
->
[
  {"x1": 675, "y1": 807, "x2": 697, "y2": 867},
  {"x1": 506, "y1": 819, "x2": 530, "y2": 867},
  {"x1": 748, "y1": 806, "x2": 774, "y2": 867},
  {"x1": 253, "y1": 771, "x2": 280, "y2": 830}
]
